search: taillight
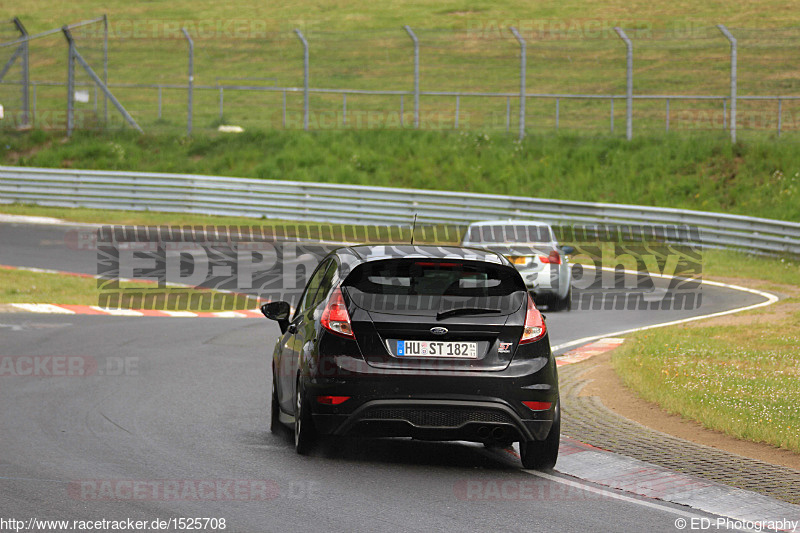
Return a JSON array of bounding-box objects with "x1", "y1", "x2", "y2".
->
[
  {"x1": 539, "y1": 250, "x2": 561, "y2": 264},
  {"x1": 316, "y1": 396, "x2": 350, "y2": 405},
  {"x1": 520, "y1": 293, "x2": 546, "y2": 344},
  {"x1": 522, "y1": 401, "x2": 552, "y2": 411},
  {"x1": 320, "y1": 286, "x2": 354, "y2": 338}
]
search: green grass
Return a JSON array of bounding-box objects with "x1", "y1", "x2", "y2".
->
[
  {"x1": 613, "y1": 309, "x2": 800, "y2": 452},
  {"x1": 2, "y1": 129, "x2": 799, "y2": 221},
  {"x1": 0, "y1": 268, "x2": 102, "y2": 305},
  {"x1": 701, "y1": 249, "x2": 800, "y2": 288},
  {"x1": 612, "y1": 251, "x2": 800, "y2": 452},
  {"x1": 0, "y1": 202, "x2": 327, "y2": 227},
  {"x1": 3, "y1": 1, "x2": 800, "y2": 134},
  {"x1": 0, "y1": 268, "x2": 260, "y2": 311}
]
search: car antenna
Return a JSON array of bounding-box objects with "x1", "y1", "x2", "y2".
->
[{"x1": 410, "y1": 213, "x2": 418, "y2": 245}]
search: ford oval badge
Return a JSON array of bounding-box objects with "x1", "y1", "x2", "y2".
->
[{"x1": 430, "y1": 327, "x2": 448, "y2": 335}]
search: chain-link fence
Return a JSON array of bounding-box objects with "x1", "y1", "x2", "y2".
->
[
  {"x1": 1, "y1": 16, "x2": 799, "y2": 138},
  {"x1": 0, "y1": 18, "x2": 29, "y2": 128}
]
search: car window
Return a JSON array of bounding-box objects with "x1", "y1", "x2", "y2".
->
[
  {"x1": 466, "y1": 224, "x2": 552, "y2": 244},
  {"x1": 310, "y1": 260, "x2": 338, "y2": 309},
  {"x1": 344, "y1": 258, "x2": 526, "y2": 316},
  {"x1": 294, "y1": 258, "x2": 332, "y2": 319}
]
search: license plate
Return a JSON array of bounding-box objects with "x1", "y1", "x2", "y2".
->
[{"x1": 396, "y1": 340, "x2": 478, "y2": 359}]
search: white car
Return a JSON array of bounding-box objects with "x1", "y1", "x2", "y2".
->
[{"x1": 461, "y1": 220, "x2": 573, "y2": 311}]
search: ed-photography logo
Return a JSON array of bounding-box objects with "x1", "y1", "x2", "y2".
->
[{"x1": 88, "y1": 223, "x2": 703, "y2": 312}]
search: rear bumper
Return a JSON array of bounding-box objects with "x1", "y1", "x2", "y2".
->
[
  {"x1": 314, "y1": 399, "x2": 553, "y2": 443},
  {"x1": 304, "y1": 356, "x2": 559, "y2": 443}
]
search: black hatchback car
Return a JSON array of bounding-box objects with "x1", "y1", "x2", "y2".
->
[{"x1": 261, "y1": 245, "x2": 560, "y2": 470}]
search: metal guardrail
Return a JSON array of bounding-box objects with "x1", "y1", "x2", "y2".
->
[{"x1": 1, "y1": 165, "x2": 799, "y2": 255}]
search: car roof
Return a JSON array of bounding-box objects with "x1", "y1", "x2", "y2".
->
[
  {"x1": 335, "y1": 244, "x2": 508, "y2": 269},
  {"x1": 465, "y1": 219, "x2": 553, "y2": 228}
]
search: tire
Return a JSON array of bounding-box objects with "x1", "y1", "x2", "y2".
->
[
  {"x1": 520, "y1": 403, "x2": 560, "y2": 470},
  {"x1": 270, "y1": 367, "x2": 281, "y2": 433},
  {"x1": 550, "y1": 287, "x2": 572, "y2": 312},
  {"x1": 294, "y1": 379, "x2": 316, "y2": 455}
]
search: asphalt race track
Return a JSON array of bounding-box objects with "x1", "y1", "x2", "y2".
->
[{"x1": 0, "y1": 221, "x2": 776, "y2": 532}]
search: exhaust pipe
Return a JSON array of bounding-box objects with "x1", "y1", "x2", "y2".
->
[
  {"x1": 491, "y1": 427, "x2": 506, "y2": 441},
  {"x1": 477, "y1": 426, "x2": 491, "y2": 439}
]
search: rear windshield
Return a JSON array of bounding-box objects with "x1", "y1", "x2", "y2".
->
[
  {"x1": 343, "y1": 259, "x2": 526, "y2": 315},
  {"x1": 465, "y1": 224, "x2": 553, "y2": 244}
]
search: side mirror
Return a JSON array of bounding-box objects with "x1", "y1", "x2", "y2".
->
[
  {"x1": 560, "y1": 245, "x2": 575, "y2": 256},
  {"x1": 261, "y1": 301, "x2": 291, "y2": 333}
]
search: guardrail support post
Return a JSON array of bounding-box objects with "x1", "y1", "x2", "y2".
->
[
  {"x1": 181, "y1": 28, "x2": 193, "y2": 136},
  {"x1": 510, "y1": 27, "x2": 526, "y2": 140},
  {"x1": 403, "y1": 25, "x2": 419, "y2": 129},
  {"x1": 614, "y1": 27, "x2": 633, "y2": 140},
  {"x1": 294, "y1": 29, "x2": 309, "y2": 131},
  {"x1": 717, "y1": 25, "x2": 737, "y2": 143}
]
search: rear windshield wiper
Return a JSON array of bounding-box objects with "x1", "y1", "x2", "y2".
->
[{"x1": 436, "y1": 307, "x2": 502, "y2": 320}]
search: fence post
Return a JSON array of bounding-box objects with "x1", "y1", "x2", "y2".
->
[
  {"x1": 102, "y1": 14, "x2": 108, "y2": 124},
  {"x1": 181, "y1": 28, "x2": 193, "y2": 136},
  {"x1": 666, "y1": 98, "x2": 670, "y2": 132},
  {"x1": 614, "y1": 27, "x2": 633, "y2": 140},
  {"x1": 403, "y1": 25, "x2": 419, "y2": 129},
  {"x1": 64, "y1": 26, "x2": 76, "y2": 136},
  {"x1": 12, "y1": 17, "x2": 29, "y2": 127},
  {"x1": 717, "y1": 25, "x2": 737, "y2": 143},
  {"x1": 777, "y1": 98, "x2": 782, "y2": 137},
  {"x1": 294, "y1": 29, "x2": 309, "y2": 131},
  {"x1": 510, "y1": 27, "x2": 526, "y2": 140},
  {"x1": 555, "y1": 98, "x2": 559, "y2": 131}
]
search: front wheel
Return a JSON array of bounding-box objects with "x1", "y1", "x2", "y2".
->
[
  {"x1": 520, "y1": 403, "x2": 560, "y2": 470},
  {"x1": 294, "y1": 380, "x2": 316, "y2": 455}
]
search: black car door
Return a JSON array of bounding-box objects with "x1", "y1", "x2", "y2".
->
[{"x1": 277, "y1": 258, "x2": 335, "y2": 413}]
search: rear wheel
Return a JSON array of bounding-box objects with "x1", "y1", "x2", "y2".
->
[
  {"x1": 294, "y1": 380, "x2": 316, "y2": 455},
  {"x1": 520, "y1": 403, "x2": 560, "y2": 470},
  {"x1": 550, "y1": 287, "x2": 572, "y2": 312}
]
